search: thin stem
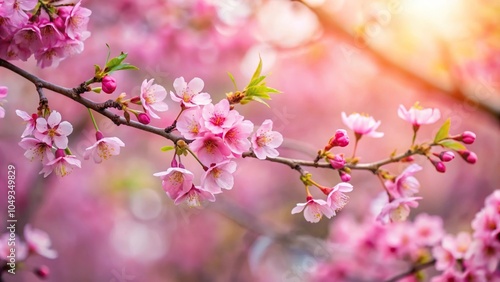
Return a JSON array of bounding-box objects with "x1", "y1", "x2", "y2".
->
[
  {"x1": 185, "y1": 146, "x2": 208, "y2": 171},
  {"x1": 87, "y1": 108, "x2": 99, "y2": 131}
]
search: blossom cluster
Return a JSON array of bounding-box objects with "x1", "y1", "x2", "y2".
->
[
  {"x1": 310, "y1": 190, "x2": 500, "y2": 281},
  {"x1": 1, "y1": 224, "x2": 56, "y2": 278},
  {"x1": 0, "y1": 0, "x2": 91, "y2": 68},
  {"x1": 153, "y1": 77, "x2": 283, "y2": 207}
]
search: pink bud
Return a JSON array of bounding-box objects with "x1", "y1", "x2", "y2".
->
[
  {"x1": 431, "y1": 160, "x2": 446, "y2": 173},
  {"x1": 329, "y1": 154, "x2": 346, "y2": 169},
  {"x1": 34, "y1": 265, "x2": 50, "y2": 279},
  {"x1": 55, "y1": 149, "x2": 66, "y2": 158},
  {"x1": 101, "y1": 76, "x2": 117, "y2": 94},
  {"x1": 137, "y1": 113, "x2": 151, "y2": 125},
  {"x1": 170, "y1": 157, "x2": 178, "y2": 168},
  {"x1": 437, "y1": 151, "x2": 455, "y2": 162},
  {"x1": 458, "y1": 150, "x2": 477, "y2": 164},
  {"x1": 461, "y1": 131, "x2": 476, "y2": 144},
  {"x1": 95, "y1": 131, "x2": 104, "y2": 141},
  {"x1": 326, "y1": 129, "x2": 349, "y2": 150},
  {"x1": 339, "y1": 170, "x2": 351, "y2": 182}
]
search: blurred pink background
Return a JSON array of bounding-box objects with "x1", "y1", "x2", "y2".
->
[{"x1": 1, "y1": 0, "x2": 499, "y2": 281}]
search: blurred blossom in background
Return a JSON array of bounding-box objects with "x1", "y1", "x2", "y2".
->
[{"x1": 0, "y1": 0, "x2": 499, "y2": 281}]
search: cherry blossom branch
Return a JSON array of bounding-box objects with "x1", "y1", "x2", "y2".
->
[
  {"x1": 384, "y1": 259, "x2": 436, "y2": 282},
  {"x1": 0, "y1": 58, "x2": 437, "y2": 178},
  {"x1": 296, "y1": 0, "x2": 500, "y2": 122}
]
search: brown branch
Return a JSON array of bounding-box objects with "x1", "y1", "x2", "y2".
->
[
  {"x1": 297, "y1": 1, "x2": 500, "y2": 122},
  {"x1": 1, "y1": 58, "x2": 434, "y2": 178},
  {"x1": 384, "y1": 259, "x2": 436, "y2": 282}
]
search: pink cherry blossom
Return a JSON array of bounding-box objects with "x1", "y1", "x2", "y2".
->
[
  {"x1": 223, "y1": 119, "x2": 254, "y2": 156},
  {"x1": 386, "y1": 164, "x2": 422, "y2": 198},
  {"x1": 0, "y1": 86, "x2": 7, "y2": 118},
  {"x1": 15, "y1": 109, "x2": 37, "y2": 137},
  {"x1": 376, "y1": 196, "x2": 422, "y2": 224},
  {"x1": 398, "y1": 103, "x2": 441, "y2": 126},
  {"x1": 64, "y1": 1, "x2": 91, "y2": 40},
  {"x1": 153, "y1": 167, "x2": 194, "y2": 200},
  {"x1": 326, "y1": 182, "x2": 353, "y2": 212},
  {"x1": 412, "y1": 213, "x2": 444, "y2": 246},
  {"x1": 291, "y1": 197, "x2": 335, "y2": 223},
  {"x1": 13, "y1": 25, "x2": 42, "y2": 53},
  {"x1": 341, "y1": 112, "x2": 384, "y2": 138},
  {"x1": 3, "y1": 0, "x2": 37, "y2": 27},
  {"x1": 200, "y1": 160, "x2": 237, "y2": 194},
  {"x1": 176, "y1": 107, "x2": 206, "y2": 139},
  {"x1": 34, "y1": 110, "x2": 73, "y2": 148},
  {"x1": 189, "y1": 133, "x2": 232, "y2": 166},
  {"x1": 202, "y1": 99, "x2": 240, "y2": 134},
  {"x1": 471, "y1": 206, "x2": 499, "y2": 242},
  {"x1": 33, "y1": 45, "x2": 66, "y2": 68},
  {"x1": 174, "y1": 185, "x2": 216, "y2": 207},
  {"x1": 83, "y1": 132, "x2": 125, "y2": 163},
  {"x1": 170, "y1": 77, "x2": 211, "y2": 107},
  {"x1": 38, "y1": 21, "x2": 63, "y2": 48},
  {"x1": 24, "y1": 224, "x2": 57, "y2": 259},
  {"x1": 139, "y1": 79, "x2": 169, "y2": 119},
  {"x1": 251, "y1": 119, "x2": 283, "y2": 160},
  {"x1": 18, "y1": 137, "x2": 53, "y2": 163},
  {"x1": 39, "y1": 149, "x2": 81, "y2": 177}
]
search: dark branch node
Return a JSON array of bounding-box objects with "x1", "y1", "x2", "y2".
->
[
  {"x1": 165, "y1": 120, "x2": 177, "y2": 133},
  {"x1": 96, "y1": 100, "x2": 122, "y2": 111}
]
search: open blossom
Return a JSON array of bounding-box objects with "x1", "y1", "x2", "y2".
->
[
  {"x1": 202, "y1": 99, "x2": 240, "y2": 134},
  {"x1": 412, "y1": 214, "x2": 444, "y2": 246},
  {"x1": 139, "y1": 79, "x2": 169, "y2": 119},
  {"x1": 176, "y1": 107, "x2": 205, "y2": 139},
  {"x1": 200, "y1": 160, "x2": 237, "y2": 194},
  {"x1": 63, "y1": 1, "x2": 91, "y2": 40},
  {"x1": 18, "y1": 137, "x2": 53, "y2": 163},
  {"x1": 223, "y1": 119, "x2": 254, "y2": 156},
  {"x1": 24, "y1": 224, "x2": 57, "y2": 259},
  {"x1": 189, "y1": 133, "x2": 232, "y2": 166},
  {"x1": 251, "y1": 119, "x2": 283, "y2": 160},
  {"x1": 292, "y1": 197, "x2": 335, "y2": 223},
  {"x1": 170, "y1": 77, "x2": 211, "y2": 107},
  {"x1": 341, "y1": 112, "x2": 383, "y2": 138},
  {"x1": 326, "y1": 182, "x2": 353, "y2": 211},
  {"x1": 0, "y1": 86, "x2": 7, "y2": 118},
  {"x1": 34, "y1": 110, "x2": 73, "y2": 149},
  {"x1": 16, "y1": 110, "x2": 37, "y2": 137},
  {"x1": 153, "y1": 167, "x2": 194, "y2": 200},
  {"x1": 398, "y1": 103, "x2": 441, "y2": 126},
  {"x1": 39, "y1": 149, "x2": 81, "y2": 177},
  {"x1": 386, "y1": 164, "x2": 422, "y2": 198},
  {"x1": 83, "y1": 131, "x2": 125, "y2": 163},
  {"x1": 174, "y1": 185, "x2": 216, "y2": 207},
  {"x1": 433, "y1": 232, "x2": 472, "y2": 271},
  {"x1": 376, "y1": 196, "x2": 422, "y2": 224}
]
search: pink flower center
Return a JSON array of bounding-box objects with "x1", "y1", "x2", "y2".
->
[
  {"x1": 168, "y1": 172, "x2": 183, "y2": 185},
  {"x1": 210, "y1": 115, "x2": 225, "y2": 127}
]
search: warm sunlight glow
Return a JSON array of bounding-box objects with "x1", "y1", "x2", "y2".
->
[{"x1": 404, "y1": 0, "x2": 464, "y2": 35}]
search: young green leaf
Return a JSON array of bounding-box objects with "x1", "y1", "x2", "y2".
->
[
  {"x1": 438, "y1": 140, "x2": 467, "y2": 151},
  {"x1": 434, "y1": 118, "x2": 451, "y2": 143},
  {"x1": 160, "y1": 146, "x2": 175, "y2": 152}
]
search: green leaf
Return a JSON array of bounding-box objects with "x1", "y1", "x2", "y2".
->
[
  {"x1": 434, "y1": 118, "x2": 451, "y2": 143},
  {"x1": 107, "y1": 63, "x2": 139, "y2": 73},
  {"x1": 160, "y1": 146, "x2": 175, "y2": 152},
  {"x1": 105, "y1": 52, "x2": 128, "y2": 71},
  {"x1": 250, "y1": 56, "x2": 263, "y2": 82},
  {"x1": 438, "y1": 140, "x2": 466, "y2": 151},
  {"x1": 94, "y1": 64, "x2": 101, "y2": 75},
  {"x1": 249, "y1": 96, "x2": 270, "y2": 107},
  {"x1": 227, "y1": 72, "x2": 238, "y2": 91}
]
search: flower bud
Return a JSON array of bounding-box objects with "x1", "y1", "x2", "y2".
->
[
  {"x1": 55, "y1": 148, "x2": 66, "y2": 158},
  {"x1": 435, "y1": 151, "x2": 455, "y2": 162},
  {"x1": 457, "y1": 150, "x2": 477, "y2": 164},
  {"x1": 137, "y1": 113, "x2": 151, "y2": 125},
  {"x1": 328, "y1": 154, "x2": 346, "y2": 169},
  {"x1": 430, "y1": 159, "x2": 446, "y2": 173},
  {"x1": 101, "y1": 75, "x2": 117, "y2": 94},
  {"x1": 326, "y1": 129, "x2": 349, "y2": 150},
  {"x1": 339, "y1": 170, "x2": 351, "y2": 182},
  {"x1": 95, "y1": 131, "x2": 104, "y2": 141},
  {"x1": 34, "y1": 265, "x2": 50, "y2": 279},
  {"x1": 460, "y1": 131, "x2": 476, "y2": 144}
]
